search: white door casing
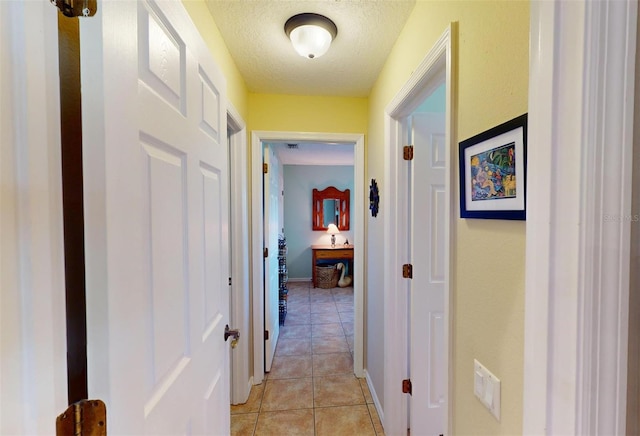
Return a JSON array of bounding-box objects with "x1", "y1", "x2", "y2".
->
[
  {"x1": 81, "y1": 1, "x2": 230, "y2": 433},
  {"x1": 409, "y1": 112, "x2": 447, "y2": 434},
  {"x1": 227, "y1": 103, "x2": 251, "y2": 405},
  {"x1": 524, "y1": 1, "x2": 636, "y2": 434},
  {"x1": 0, "y1": 1, "x2": 68, "y2": 433},
  {"x1": 384, "y1": 25, "x2": 456, "y2": 436},
  {"x1": 263, "y1": 147, "x2": 281, "y2": 371}
]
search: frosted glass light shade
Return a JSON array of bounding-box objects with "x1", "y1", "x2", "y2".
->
[
  {"x1": 289, "y1": 25, "x2": 332, "y2": 59},
  {"x1": 284, "y1": 13, "x2": 338, "y2": 59}
]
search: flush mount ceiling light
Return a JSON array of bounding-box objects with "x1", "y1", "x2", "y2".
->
[{"x1": 284, "y1": 13, "x2": 338, "y2": 59}]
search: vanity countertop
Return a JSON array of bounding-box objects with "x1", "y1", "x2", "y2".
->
[{"x1": 311, "y1": 244, "x2": 354, "y2": 250}]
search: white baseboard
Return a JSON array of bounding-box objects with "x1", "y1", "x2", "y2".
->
[
  {"x1": 365, "y1": 370, "x2": 384, "y2": 426},
  {"x1": 287, "y1": 277, "x2": 312, "y2": 283}
]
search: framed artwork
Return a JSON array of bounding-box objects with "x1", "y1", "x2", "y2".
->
[{"x1": 459, "y1": 114, "x2": 527, "y2": 220}]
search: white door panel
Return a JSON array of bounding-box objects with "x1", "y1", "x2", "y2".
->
[
  {"x1": 264, "y1": 147, "x2": 280, "y2": 371},
  {"x1": 81, "y1": 0, "x2": 229, "y2": 433},
  {"x1": 410, "y1": 112, "x2": 446, "y2": 435},
  {"x1": 0, "y1": 1, "x2": 68, "y2": 433}
]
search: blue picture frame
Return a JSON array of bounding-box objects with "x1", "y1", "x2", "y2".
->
[{"x1": 459, "y1": 114, "x2": 527, "y2": 220}]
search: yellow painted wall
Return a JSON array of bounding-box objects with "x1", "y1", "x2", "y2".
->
[
  {"x1": 368, "y1": 1, "x2": 529, "y2": 434},
  {"x1": 182, "y1": 0, "x2": 249, "y2": 119},
  {"x1": 247, "y1": 93, "x2": 368, "y2": 134},
  {"x1": 183, "y1": 1, "x2": 369, "y2": 136}
]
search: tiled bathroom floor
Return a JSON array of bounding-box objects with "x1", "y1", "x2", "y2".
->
[{"x1": 231, "y1": 281, "x2": 384, "y2": 436}]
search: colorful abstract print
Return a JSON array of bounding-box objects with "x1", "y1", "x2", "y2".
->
[{"x1": 470, "y1": 142, "x2": 516, "y2": 201}]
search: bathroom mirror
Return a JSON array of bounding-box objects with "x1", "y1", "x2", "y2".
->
[
  {"x1": 312, "y1": 186, "x2": 350, "y2": 231},
  {"x1": 322, "y1": 199, "x2": 338, "y2": 227}
]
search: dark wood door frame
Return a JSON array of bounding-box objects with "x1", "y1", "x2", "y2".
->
[{"x1": 58, "y1": 13, "x2": 88, "y2": 405}]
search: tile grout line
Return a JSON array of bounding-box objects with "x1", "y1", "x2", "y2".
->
[
  {"x1": 307, "y1": 281, "x2": 318, "y2": 436},
  {"x1": 235, "y1": 282, "x2": 363, "y2": 436}
]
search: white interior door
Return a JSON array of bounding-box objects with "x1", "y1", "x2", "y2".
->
[
  {"x1": 1, "y1": 1, "x2": 68, "y2": 433},
  {"x1": 81, "y1": 1, "x2": 230, "y2": 433},
  {"x1": 410, "y1": 111, "x2": 446, "y2": 435},
  {"x1": 263, "y1": 147, "x2": 280, "y2": 371}
]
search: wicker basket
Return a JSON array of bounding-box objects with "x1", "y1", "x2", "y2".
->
[{"x1": 316, "y1": 265, "x2": 339, "y2": 288}]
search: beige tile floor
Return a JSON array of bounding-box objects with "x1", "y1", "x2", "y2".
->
[{"x1": 231, "y1": 281, "x2": 384, "y2": 436}]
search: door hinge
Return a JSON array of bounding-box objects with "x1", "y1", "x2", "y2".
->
[
  {"x1": 56, "y1": 399, "x2": 106, "y2": 435},
  {"x1": 264, "y1": 330, "x2": 269, "y2": 340},
  {"x1": 402, "y1": 264, "x2": 413, "y2": 279},
  {"x1": 264, "y1": 247, "x2": 269, "y2": 258},
  {"x1": 228, "y1": 277, "x2": 232, "y2": 286},
  {"x1": 403, "y1": 145, "x2": 414, "y2": 161},
  {"x1": 52, "y1": 0, "x2": 97, "y2": 17},
  {"x1": 402, "y1": 379, "x2": 412, "y2": 395},
  {"x1": 263, "y1": 163, "x2": 268, "y2": 174}
]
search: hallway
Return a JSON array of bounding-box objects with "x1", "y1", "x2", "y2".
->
[{"x1": 231, "y1": 281, "x2": 384, "y2": 435}]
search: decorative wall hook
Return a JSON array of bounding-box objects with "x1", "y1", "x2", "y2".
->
[{"x1": 369, "y1": 179, "x2": 379, "y2": 217}]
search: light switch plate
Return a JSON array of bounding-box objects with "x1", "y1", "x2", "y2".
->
[
  {"x1": 474, "y1": 369, "x2": 484, "y2": 398},
  {"x1": 473, "y1": 359, "x2": 501, "y2": 421}
]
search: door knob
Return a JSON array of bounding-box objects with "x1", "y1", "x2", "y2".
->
[{"x1": 224, "y1": 324, "x2": 240, "y2": 343}]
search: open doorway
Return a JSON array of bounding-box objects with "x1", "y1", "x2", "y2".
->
[
  {"x1": 258, "y1": 142, "x2": 356, "y2": 374},
  {"x1": 383, "y1": 25, "x2": 456, "y2": 435},
  {"x1": 251, "y1": 131, "x2": 365, "y2": 385}
]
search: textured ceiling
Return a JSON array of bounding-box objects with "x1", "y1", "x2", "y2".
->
[{"x1": 204, "y1": 0, "x2": 416, "y2": 97}]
